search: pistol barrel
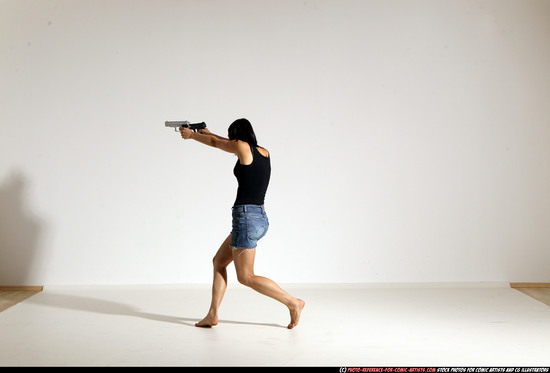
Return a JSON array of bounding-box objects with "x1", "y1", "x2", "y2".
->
[{"x1": 165, "y1": 121, "x2": 206, "y2": 132}]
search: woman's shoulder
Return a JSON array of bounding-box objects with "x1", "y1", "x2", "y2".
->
[
  {"x1": 256, "y1": 146, "x2": 269, "y2": 158},
  {"x1": 235, "y1": 140, "x2": 269, "y2": 158}
]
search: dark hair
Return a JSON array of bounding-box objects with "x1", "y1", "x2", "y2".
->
[{"x1": 228, "y1": 118, "x2": 258, "y2": 147}]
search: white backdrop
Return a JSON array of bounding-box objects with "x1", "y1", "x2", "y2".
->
[{"x1": 2, "y1": 0, "x2": 550, "y2": 286}]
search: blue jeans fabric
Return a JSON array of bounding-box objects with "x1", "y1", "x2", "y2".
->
[{"x1": 230, "y1": 205, "x2": 269, "y2": 249}]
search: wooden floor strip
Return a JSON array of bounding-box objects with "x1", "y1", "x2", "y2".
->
[
  {"x1": 510, "y1": 283, "x2": 550, "y2": 288},
  {"x1": 0, "y1": 286, "x2": 44, "y2": 291},
  {"x1": 513, "y1": 287, "x2": 550, "y2": 308},
  {"x1": 0, "y1": 288, "x2": 43, "y2": 312}
]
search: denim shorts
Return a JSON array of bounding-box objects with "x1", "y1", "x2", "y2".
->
[{"x1": 230, "y1": 205, "x2": 269, "y2": 249}]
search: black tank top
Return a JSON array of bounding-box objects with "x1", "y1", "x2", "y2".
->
[{"x1": 233, "y1": 144, "x2": 271, "y2": 206}]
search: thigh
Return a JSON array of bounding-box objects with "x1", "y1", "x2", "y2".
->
[
  {"x1": 232, "y1": 248, "x2": 256, "y2": 278},
  {"x1": 213, "y1": 234, "x2": 234, "y2": 268}
]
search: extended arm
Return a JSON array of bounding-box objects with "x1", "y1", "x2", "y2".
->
[
  {"x1": 180, "y1": 127, "x2": 245, "y2": 156},
  {"x1": 197, "y1": 128, "x2": 228, "y2": 142}
]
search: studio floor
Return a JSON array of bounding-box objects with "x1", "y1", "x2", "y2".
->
[{"x1": 1, "y1": 283, "x2": 549, "y2": 367}]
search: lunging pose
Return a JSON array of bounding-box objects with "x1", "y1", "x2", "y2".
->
[{"x1": 179, "y1": 118, "x2": 305, "y2": 329}]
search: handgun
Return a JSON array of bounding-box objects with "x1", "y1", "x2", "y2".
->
[{"x1": 165, "y1": 121, "x2": 207, "y2": 132}]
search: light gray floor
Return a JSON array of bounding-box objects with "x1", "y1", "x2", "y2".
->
[{"x1": 1, "y1": 283, "x2": 549, "y2": 366}]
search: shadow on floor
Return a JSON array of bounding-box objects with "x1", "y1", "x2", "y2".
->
[{"x1": 27, "y1": 292, "x2": 285, "y2": 328}]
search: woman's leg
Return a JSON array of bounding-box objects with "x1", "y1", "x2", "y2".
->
[
  {"x1": 232, "y1": 248, "x2": 305, "y2": 329},
  {"x1": 195, "y1": 234, "x2": 234, "y2": 327}
]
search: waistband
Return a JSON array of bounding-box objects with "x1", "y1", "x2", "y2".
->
[{"x1": 232, "y1": 204, "x2": 265, "y2": 213}]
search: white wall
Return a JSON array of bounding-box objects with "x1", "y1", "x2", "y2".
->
[{"x1": 2, "y1": 0, "x2": 549, "y2": 286}]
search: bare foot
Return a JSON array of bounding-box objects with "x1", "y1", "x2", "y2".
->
[
  {"x1": 287, "y1": 299, "x2": 305, "y2": 329},
  {"x1": 195, "y1": 314, "x2": 218, "y2": 328}
]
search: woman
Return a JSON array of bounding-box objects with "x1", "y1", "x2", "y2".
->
[{"x1": 179, "y1": 118, "x2": 305, "y2": 329}]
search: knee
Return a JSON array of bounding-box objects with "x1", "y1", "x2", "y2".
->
[
  {"x1": 237, "y1": 273, "x2": 254, "y2": 287},
  {"x1": 212, "y1": 255, "x2": 225, "y2": 270}
]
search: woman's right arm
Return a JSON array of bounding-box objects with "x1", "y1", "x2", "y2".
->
[
  {"x1": 180, "y1": 127, "x2": 248, "y2": 157},
  {"x1": 198, "y1": 128, "x2": 227, "y2": 141}
]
